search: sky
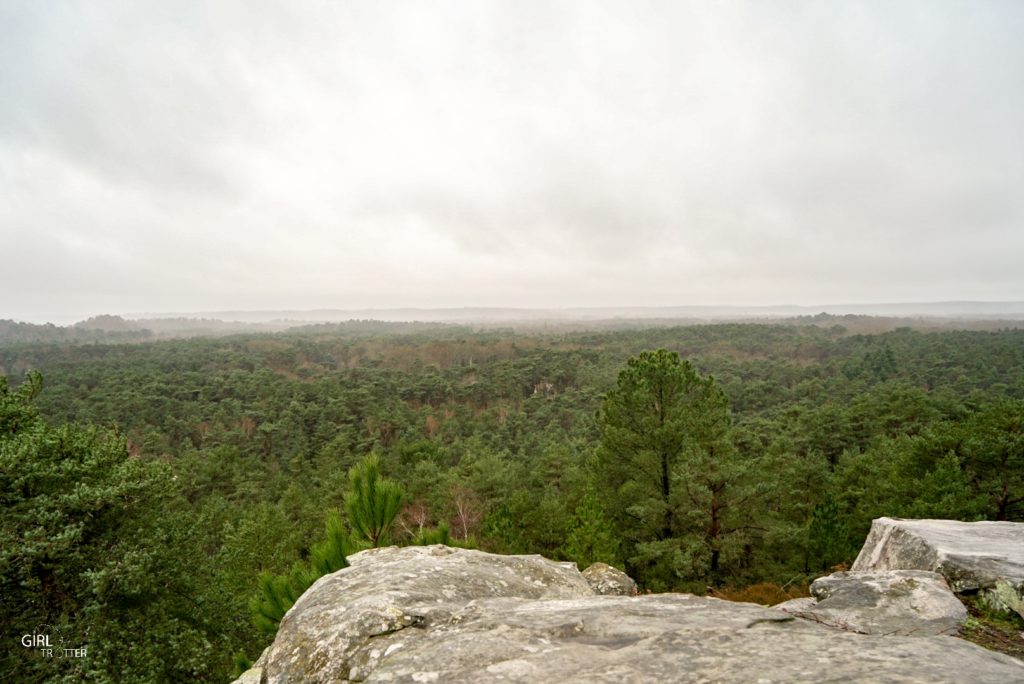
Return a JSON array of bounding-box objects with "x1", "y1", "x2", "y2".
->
[{"x1": 2, "y1": 1, "x2": 1023, "y2": 323}]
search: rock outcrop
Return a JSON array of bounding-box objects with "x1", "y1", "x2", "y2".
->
[
  {"x1": 238, "y1": 544, "x2": 1024, "y2": 683},
  {"x1": 779, "y1": 570, "x2": 967, "y2": 636},
  {"x1": 774, "y1": 596, "x2": 817, "y2": 614},
  {"x1": 581, "y1": 562, "x2": 638, "y2": 596},
  {"x1": 262, "y1": 545, "x2": 592, "y2": 682},
  {"x1": 852, "y1": 517, "x2": 1024, "y2": 615}
]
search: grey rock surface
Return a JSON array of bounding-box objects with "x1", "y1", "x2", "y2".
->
[
  {"x1": 262, "y1": 545, "x2": 593, "y2": 683},
  {"x1": 233, "y1": 667, "x2": 261, "y2": 684},
  {"x1": 239, "y1": 545, "x2": 1024, "y2": 683},
  {"x1": 802, "y1": 570, "x2": 967, "y2": 635},
  {"x1": 773, "y1": 596, "x2": 817, "y2": 614},
  {"x1": 853, "y1": 517, "x2": 1024, "y2": 612},
  {"x1": 581, "y1": 562, "x2": 638, "y2": 596}
]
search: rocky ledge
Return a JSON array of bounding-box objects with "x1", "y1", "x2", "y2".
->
[
  {"x1": 852, "y1": 517, "x2": 1024, "y2": 617},
  {"x1": 237, "y1": 542, "x2": 1024, "y2": 683},
  {"x1": 776, "y1": 569, "x2": 967, "y2": 636}
]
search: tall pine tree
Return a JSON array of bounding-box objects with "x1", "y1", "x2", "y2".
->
[{"x1": 597, "y1": 350, "x2": 767, "y2": 590}]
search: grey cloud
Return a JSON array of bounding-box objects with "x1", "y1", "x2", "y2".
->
[{"x1": 1, "y1": 1, "x2": 1023, "y2": 321}]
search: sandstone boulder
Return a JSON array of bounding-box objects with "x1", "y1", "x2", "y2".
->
[
  {"x1": 237, "y1": 545, "x2": 1024, "y2": 683},
  {"x1": 233, "y1": 667, "x2": 261, "y2": 684},
  {"x1": 262, "y1": 545, "x2": 592, "y2": 682},
  {"x1": 797, "y1": 570, "x2": 967, "y2": 636},
  {"x1": 853, "y1": 517, "x2": 1024, "y2": 614},
  {"x1": 773, "y1": 596, "x2": 817, "y2": 614},
  {"x1": 581, "y1": 562, "x2": 638, "y2": 596}
]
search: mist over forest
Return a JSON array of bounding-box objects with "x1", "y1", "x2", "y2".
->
[{"x1": 4, "y1": 299, "x2": 1024, "y2": 345}]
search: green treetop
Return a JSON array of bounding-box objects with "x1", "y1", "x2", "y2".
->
[{"x1": 346, "y1": 453, "x2": 405, "y2": 547}]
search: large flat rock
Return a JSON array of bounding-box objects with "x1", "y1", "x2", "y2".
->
[
  {"x1": 344, "y1": 594, "x2": 1020, "y2": 683},
  {"x1": 263, "y1": 545, "x2": 593, "y2": 682},
  {"x1": 852, "y1": 518, "x2": 1024, "y2": 613},
  {"x1": 242, "y1": 545, "x2": 1024, "y2": 683}
]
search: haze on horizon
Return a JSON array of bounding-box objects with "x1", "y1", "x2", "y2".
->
[{"x1": 2, "y1": 1, "x2": 1023, "y2": 325}]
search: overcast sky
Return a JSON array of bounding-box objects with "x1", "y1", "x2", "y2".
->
[{"x1": 2, "y1": 1, "x2": 1023, "y2": 323}]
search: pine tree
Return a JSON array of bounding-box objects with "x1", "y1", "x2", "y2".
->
[
  {"x1": 346, "y1": 453, "x2": 405, "y2": 547},
  {"x1": 310, "y1": 510, "x2": 352, "y2": 576},
  {"x1": 249, "y1": 511, "x2": 350, "y2": 634},
  {"x1": 564, "y1": 486, "x2": 620, "y2": 569},
  {"x1": 413, "y1": 521, "x2": 453, "y2": 546},
  {"x1": 807, "y1": 494, "x2": 848, "y2": 573},
  {"x1": 249, "y1": 562, "x2": 315, "y2": 634},
  {"x1": 597, "y1": 349, "x2": 765, "y2": 590}
]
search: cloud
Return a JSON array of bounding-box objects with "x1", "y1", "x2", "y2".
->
[{"x1": 1, "y1": 0, "x2": 1023, "y2": 322}]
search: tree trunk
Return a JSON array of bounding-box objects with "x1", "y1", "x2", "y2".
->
[
  {"x1": 709, "y1": 484, "x2": 721, "y2": 582},
  {"x1": 661, "y1": 452, "x2": 672, "y2": 539}
]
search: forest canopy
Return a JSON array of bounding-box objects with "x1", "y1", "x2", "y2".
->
[{"x1": 2, "y1": 321, "x2": 1022, "y2": 681}]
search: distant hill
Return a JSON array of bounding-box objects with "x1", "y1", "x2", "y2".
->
[
  {"x1": 3, "y1": 302, "x2": 1023, "y2": 346},
  {"x1": 0, "y1": 317, "x2": 153, "y2": 345},
  {"x1": 128, "y1": 301, "x2": 1024, "y2": 324}
]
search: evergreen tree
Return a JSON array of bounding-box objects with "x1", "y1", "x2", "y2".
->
[
  {"x1": 0, "y1": 373, "x2": 218, "y2": 682},
  {"x1": 807, "y1": 494, "x2": 848, "y2": 573},
  {"x1": 310, "y1": 510, "x2": 352, "y2": 576},
  {"x1": 413, "y1": 521, "x2": 453, "y2": 546},
  {"x1": 249, "y1": 510, "x2": 350, "y2": 635},
  {"x1": 597, "y1": 350, "x2": 766, "y2": 590},
  {"x1": 902, "y1": 452, "x2": 984, "y2": 521},
  {"x1": 564, "y1": 486, "x2": 620, "y2": 569},
  {"x1": 249, "y1": 563, "x2": 316, "y2": 635},
  {"x1": 346, "y1": 453, "x2": 405, "y2": 547},
  {"x1": 962, "y1": 400, "x2": 1024, "y2": 521}
]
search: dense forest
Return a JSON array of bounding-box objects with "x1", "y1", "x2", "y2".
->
[{"x1": 2, "y1": 320, "x2": 1023, "y2": 682}]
